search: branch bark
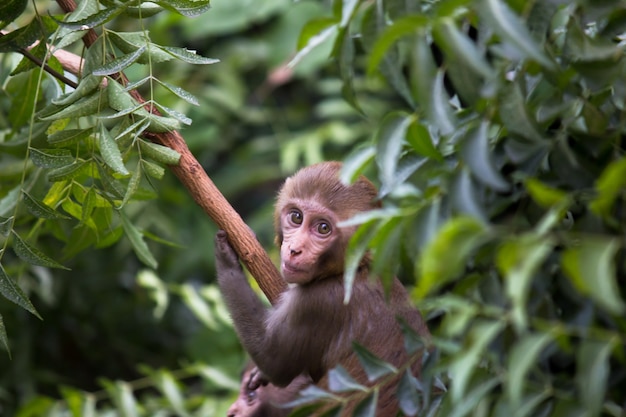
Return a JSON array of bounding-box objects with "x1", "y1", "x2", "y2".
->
[{"x1": 54, "y1": 0, "x2": 286, "y2": 303}]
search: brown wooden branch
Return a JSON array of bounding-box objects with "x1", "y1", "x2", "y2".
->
[{"x1": 55, "y1": 0, "x2": 286, "y2": 303}]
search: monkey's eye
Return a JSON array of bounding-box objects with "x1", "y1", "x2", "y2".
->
[
  {"x1": 317, "y1": 222, "x2": 331, "y2": 235},
  {"x1": 289, "y1": 210, "x2": 303, "y2": 225},
  {"x1": 246, "y1": 389, "x2": 257, "y2": 404}
]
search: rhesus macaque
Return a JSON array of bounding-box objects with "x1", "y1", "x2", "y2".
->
[
  {"x1": 227, "y1": 362, "x2": 310, "y2": 417},
  {"x1": 215, "y1": 161, "x2": 430, "y2": 415}
]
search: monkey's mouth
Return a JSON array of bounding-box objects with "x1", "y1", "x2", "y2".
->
[{"x1": 282, "y1": 262, "x2": 308, "y2": 278}]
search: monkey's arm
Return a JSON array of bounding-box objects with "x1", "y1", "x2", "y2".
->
[{"x1": 215, "y1": 231, "x2": 309, "y2": 386}]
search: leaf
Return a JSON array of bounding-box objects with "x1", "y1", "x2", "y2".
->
[
  {"x1": 498, "y1": 79, "x2": 544, "y2": 142},
  {"x1": 561, "y1": 238, "x2": 624, "y2": 314},
  {"x1": 449, "y1": 320, "x2": 504, "y2": 401},
  {"x1": 496, "y1": 234, "x2": 553, "y2": 330},
  {"x1": 407, "y1": 120, "x2": 443, "y2": 162},
  {"x1": 98, "y1": 125, "x2": 129, "y2": 176},
  {"x1": 92, "y1": 46, "x2": 147, "y2": 76},
  {"x1": 339, "y1": 147, "x2": 375, "y2": 185},
  {"x1": 328, "y1": 366, "x2": 367, "y2": 393},
  {"x1": 589, "y1": 156, "x2": 626, "y2": 218},
  {"x1": 0, "y1": 16, "x2": 56, "y2": 53},
  {"x1": 430, "y1": 69, "x2": 457, "y2": 135},
  {"x1": 156, "y1": 371, "x2": 189, "y2": 417},
  {"x1": 415, "y1": 216, "x2": 487, "y2": 298},
  {"x1": 12, "y1": 232, "x2": 69, "y2": 270},
  {"x1": 367, "y1": 15, "x2": 430, "y2": 75},
  {"x1": 0, "y1": 185, "x2": 21, "y2": 217},
  {"x1": 29, "y1": 148, "x2": 74, "y2": 169},
  {"x1": 433, "y1": 18, "x2": 493, "y2": 79},
  {"x1": 22, "y1": 191, "x2": 70, "y2": 220},
  {"x1": 120, "y1": 212, "x2": 158, "y2": 269},
  {"x1": 375, "y1": 112, "x2": 412, "y2": 192},
  {"x1": 525, "y1": 178, "x2": 570, "y2": 208},
  {"x1": 291, "y1": 24, "x2": 338, "y2": 68},
  {"x1": 39, "y1": 90, "x2": 107, "y2": 121},
  {"x1": 507, "y1": 332, "x2": 553, "y2": 406},
  {"x1": 47, "y1": 128, "x2": 93, "y2": 146},
  {"x1": 158, "y1": 46, "x2": 219, "y2": 65},
  {"x1": 460, "y1": 121, "x2": 510, "y2": 192},
  {"x1": 138, "y1": 139, "x2": 181, "y2": 165},
  {"x1": 153, "y1": 0, "x2": 211, "y2": 17},
  {"x1": 397, "y1": 369, "x2": 421, "y2": 416},
  {"x1": 478, "y1": 0, "x2": 554, "y2": 68},
  {"x1": 352, "y1": 343, "x2": 397, "y2": 382},
  {"x1": 155, "y1": 79, "x2": 199, "y2": 105},
  {"x1": 58, "y1": 4, "x2": 127, "y2": 30},
  {"x1": 576, "y1": 339, "x2": 615, "y2": 416},
  {"x1": 0, "y1": 262, "x2": 41, "y2": 319},
  {"x1": 353, "y1": 392, "x2": 377, "y2": 417},
  {"x1": 0, "y1": 217, "x2": 12, "y2": 236},
  {"x1": 0, "y1": 0, "x2": 28, "y2": 31},
  {"x1": 52, "y1": 74, "x2": 102, "y2": 106},
  {"x1": 137, "y1": 270, "x2": 168, "y2": 319},
  {"x1": 450, "y1": 168, "x2": 488, "y2": 222},
  {"x1": 0, "y1": 313, "x2": 9, "y2": 356},
  {"x1": 120, "y1": 162, "x2": 142, "y2": 209},
  {"x1": 47, "y1": 160, "x2": 90, "y2": 182}
]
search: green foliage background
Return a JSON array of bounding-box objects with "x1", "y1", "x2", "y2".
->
[{"x1": 0, "y1": 0, "x2": 625, "y2": 415}]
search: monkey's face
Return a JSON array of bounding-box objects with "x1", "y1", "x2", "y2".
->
[{"x1": 278, "y1": 198, "x2": 344, "y2": 284}]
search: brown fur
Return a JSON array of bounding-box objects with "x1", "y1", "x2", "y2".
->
[{"x1": 216, "y1": 161, "x2": 430, "y2": 416}]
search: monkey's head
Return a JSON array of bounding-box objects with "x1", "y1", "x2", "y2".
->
[{"x1": 274, "y1": 161, "x2": 379, "y2": 284}]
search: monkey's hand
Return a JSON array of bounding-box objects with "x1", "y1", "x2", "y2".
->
[
  {"x1": 246, "y1": 366, "x2": 270, "y2": 391},
  {"x1": 215, "y1": 230, "x2": 243, "y2": 272}
]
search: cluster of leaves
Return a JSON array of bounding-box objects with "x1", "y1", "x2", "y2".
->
[
  {"x1": 281, "y1": 0, "x2": 626, "y2": 415},
  {"x1": 0, "y1": 0, "x2": 216, "y2": 348}
]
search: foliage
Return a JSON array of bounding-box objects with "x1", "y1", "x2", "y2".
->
[
  {"x1": 281, "y1": 0, "x2": 626, "y2": 415},
  {"x1": 2, "y1": 0, "x2": 626, "y2": 415}
]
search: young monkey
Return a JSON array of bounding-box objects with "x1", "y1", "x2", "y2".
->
[{"x1": 216, "y1": 161, "x2": 429, "y2": 415}]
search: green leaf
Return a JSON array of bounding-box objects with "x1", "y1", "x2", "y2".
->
[
  {"x1": 39, "y1": 90, "x2": 108, "y2": 121},
  {"x1": 460, "y1": 121, "x2": 510, "y2": 192},
  {"x1": 120, "y1": 212, "x2": 158, "y2": 269},
  {"x1": 0, "y1": 0, "x2": 27, "y2": 31},
  {"x1": 328, "y1": 366, "x2": 367, "y2": 393},
  {"x1": 120, "y1": 162, "x2": 142, "y2": 209},
  {"x1": 415, "y1": 216, "x2": 486, "y2": 298},
  {"x1": 138, "y1": 139, "x2": 181, "y2": 165},
  {"x1": 450, "y1": 168, "x2": 487, "y2": 222},
  {"x1": 407, "y1": 120, "x2": 443, "y2": 162},
  {"x1": 58, "y1": 4, "x2": 127, "y2": 30},
  {"x1": 0, "y1": 185, "x2": 20, "y2": 217},
  {"x1": 291, "y1": 23, "x2": 338, "y2": 68},
  {"x1": 507, "y1": 332, "x2": 553, "y2": 406},
  {"x1": 0, "y1": 262, "x2": 41, "y2": 319},
  {"x1": 589, "y1": 156, "x2": 626, "y2": 218},
  {"x1": 353, "y1": 392, "x2": 377, "y2": 417},
  {"x1": 0, "y1": 16, "x2": 56, "y2": 53},
  {"x1": 47, "y1": 128, "x2": 94, "y2": 146},
  {"x1": 576, "y1": 339, "x2": 615, "y2": 416},
  {"x1": 375, "y1": 112, "x2": 412, "y2": 193},
  {"x1": 137, "y1": 270, "x2": 169, "y2": 319},
  {"x1": 47, "y1": 160, "x2": 90, "y2": 182},
  {"x1": 0, "y1": 313, "x2": 9, "y2": 356},
  {"x1": 156, "y1": 371, "x2": 189, "y2": 417},
  {"x1": 497, "y1": 235, "x2": 553, "y2": 330},
  {"x1": 340, "y1": 147, "x2": 375, "y2": 184},
  {"x1": 0, "y1": 217, "x2": 12, "y2": 236},
  {"x1": 92, "y1": 46, "x2": 147, "y2": 76},
  {"x1": 29, "y1": 148, "x2": 74, "y2": 169},
  {"x1": 153, "y1": 0, "x2": 211, "y2": 17},
  {"x1": 561, "y1": 238, "x2": 624, "y2": 314},
  {"x1": 297, "y1": 17, "x2": 338, "y2": 50},
  {"x1": 525, "y1": 178, "x2": 570, "y2": 208},
  {"x1": 449, "y1": 320, "x2": 504, "y2": 401},
  {"x1": 478, "y1": 0, "x2": 554, "y2": 68},
  {"x1": 12, "y1": 232, "x2": 69, "y2": 270},
  {"x1": 22, "y1": 191, "x2": 70, "y2": 220},
  {"x1": 98, "y1": 125, "x2": 129, "y2": 176},
  {"x1": 352, "y1": 343, "x2": 397, "y2": 382},
  {"x1": 52, "y1": 74, "x2": 102, "y2": 106},
  {"x1": 367, "y1": 15, "x2": 430, "y2": 76},
  {"x1": 433, "y1": 18, "x2": 493, "y2": 79},
  {"x1": 158, "y1": 46, "x2": 219, "y2": 64},
  {"x1": 155, "y1": 79, "x2": 199, "y2": 105},
  {"x1": 397, "y1": 369, "x2": 421, "y2": 416}
]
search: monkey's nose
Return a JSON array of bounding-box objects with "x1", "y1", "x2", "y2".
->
[{"x1": 290, "y1": 248, "x2": 301, "y2": 256}]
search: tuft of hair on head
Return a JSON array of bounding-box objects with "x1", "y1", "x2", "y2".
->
[{"x1": 278, "y1": 161, "x2": 379, "y2": 217}]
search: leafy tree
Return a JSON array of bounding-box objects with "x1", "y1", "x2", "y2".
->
[{"x1": 1, "y1": 0, "x2": 626, "y2": 416}]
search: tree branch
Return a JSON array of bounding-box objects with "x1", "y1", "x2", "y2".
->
[{"x1": 54, "y1": 0, "x2": 286, "y2": 303}]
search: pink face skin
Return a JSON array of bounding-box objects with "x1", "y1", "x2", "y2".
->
[{"x1": 279, "y1": 198, "x2": 340, "y2": 284}]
